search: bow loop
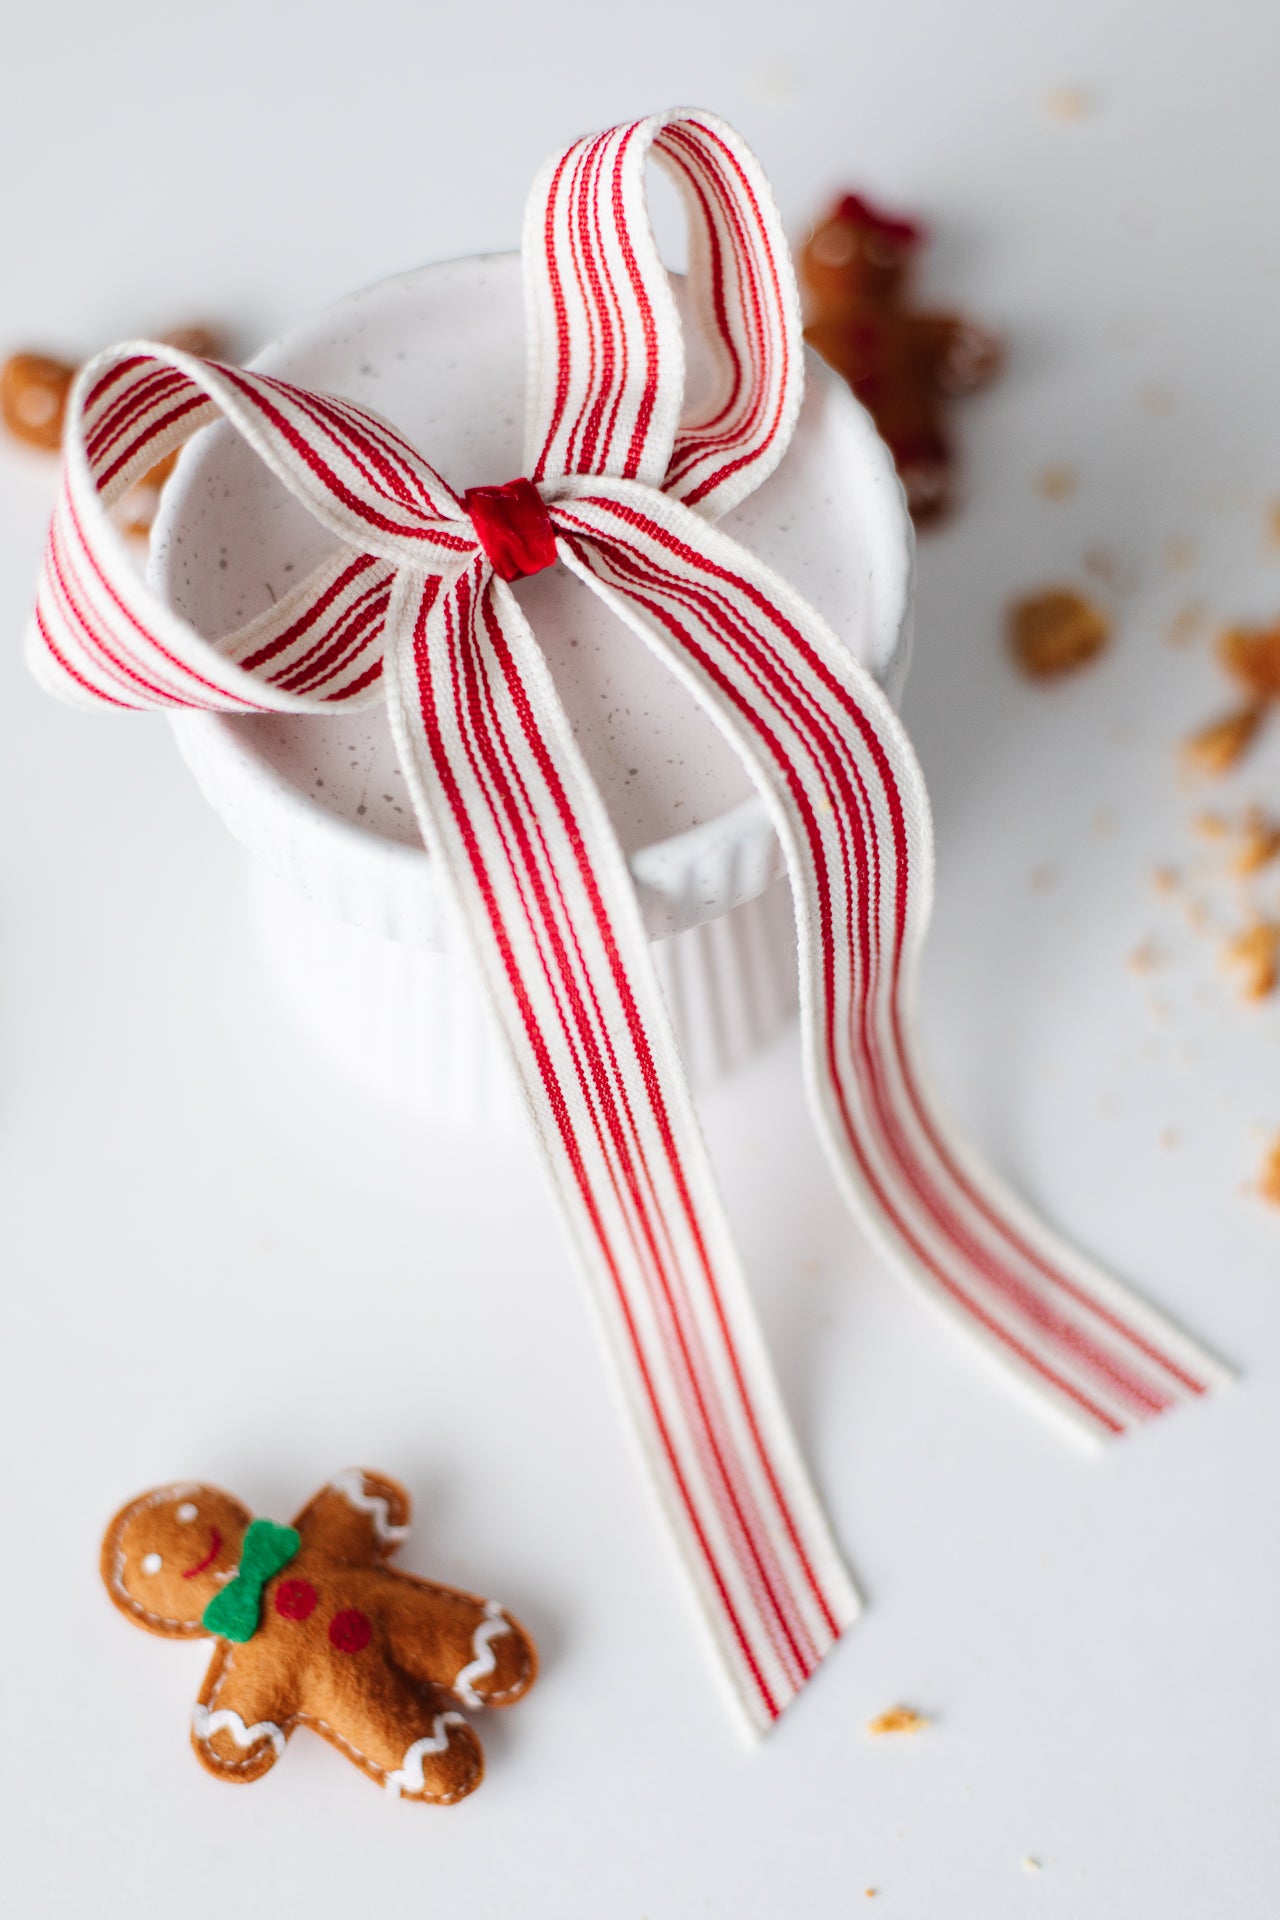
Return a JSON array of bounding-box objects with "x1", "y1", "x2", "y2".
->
[
  {"x1": 29, "y1": 342, "x2": 477, "y2": 716},
  {"x1": 523, "y1": 109, "x2": 803, "y2": 521},
  {"x1": 74, "y1": 344, "x2": 471, "y2": 564}
]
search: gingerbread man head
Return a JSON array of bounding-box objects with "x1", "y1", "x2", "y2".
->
[
  {"x1": 101, "y1": 1470, "x2": 536, "y2": 1802},
  {"x1": 104, "y1": 1483, "x2": 252, "y2": 1635},
  {"x1": 801, "y1": 193, "x2": 924, "y2": 315}
]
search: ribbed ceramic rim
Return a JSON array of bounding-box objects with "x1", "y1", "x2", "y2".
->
[{"x1": 155, "y1": 253, "x2": 915, "y2": 947}]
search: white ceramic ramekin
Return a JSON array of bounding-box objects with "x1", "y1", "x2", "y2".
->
[{"x1": 151, "y1": 253, "x2": 913, "y2": 1125}]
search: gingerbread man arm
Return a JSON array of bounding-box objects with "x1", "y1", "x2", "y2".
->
[
  {"x1": 191, "y1": 1642, "x2": 296, "y2": 1785},
  {"x1": 292, "y1": 1469, "x2": 411, "y2": 1565},
  {"x1": 381, "y1": 1575, "x2": 538, "y2": 1710},
  {"x1": 905, "y1": 312, "x2": 1003, "y2": 396}
]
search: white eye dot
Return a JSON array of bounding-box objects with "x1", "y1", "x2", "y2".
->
[
  {"x1": 175, "y1": 1503, "x2": 198, "y2": 1524},
  {"x1": 140, "y1": 1553, "x2": 163, "y2": 1576}
]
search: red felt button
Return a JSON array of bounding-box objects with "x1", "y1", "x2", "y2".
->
[
  {"x1": 328, "y1": 1607, "x2": 372, "y2": 1654},
  {"x1": 274, "y1": 1578, "x2": 318, "y2": 1622}
]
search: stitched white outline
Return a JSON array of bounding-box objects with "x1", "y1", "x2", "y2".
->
[
  {"x1": 192, "y1": 1703, "x2": 285, "y2": 1760},
  {"x1": 385, "y1": 1713, "x2": 467, "y2": 1797},
  {"x1": 329, "y1": 1469, "x2": 410, "y2": 1546},
  {"x1": 452, "y1": 1602, "x2": 511, "y2": 1707}
]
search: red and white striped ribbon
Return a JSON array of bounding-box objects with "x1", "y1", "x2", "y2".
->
[{"x1": 28, "y1": 109, "x2": 1227, "y2": 1737}]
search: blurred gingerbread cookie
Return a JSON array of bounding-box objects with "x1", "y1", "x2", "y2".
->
[
  {"x1": 102, "y1": 1468, "x2": 536, "y2": 1803},
  {"x1": 799, "y1": 193, "x2": 1001, "y2": 525},
  {"x1": 1, "y1": 324, "x2": 229, "y2": 535}
]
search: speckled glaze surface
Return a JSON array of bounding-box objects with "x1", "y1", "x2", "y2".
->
[{"x1": 149, "y1": 251, "x2": 913, "y2": 1118}]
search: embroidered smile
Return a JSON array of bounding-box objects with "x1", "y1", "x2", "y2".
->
[{"x1": 183, "y1": 1528, "x2": 223, "y2": 1579}]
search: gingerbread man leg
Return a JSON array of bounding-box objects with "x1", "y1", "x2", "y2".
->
[
  {"x1": 384, "y1": 1582, "x2": 538, "y2": 1709},
  {"x1": 192, "y1": 1643, "x2": 294, "y2": 1784},
  {"x1": 307, "y1": 1665, "x2": 485, "y2": 1803}
]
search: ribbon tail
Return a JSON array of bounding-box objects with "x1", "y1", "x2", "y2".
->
[
  {"x1": 382, "y1": 561, "x2": 859, "y2": 1737},
  {"x1": 554, "y1": 484, "x2": 1233, "y2": 1449}
]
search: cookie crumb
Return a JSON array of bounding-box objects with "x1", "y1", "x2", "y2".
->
[
  {"x1": 866, "y1": 1706, "x2": 930, "y2": 1736},
  {"x1": 1009, "y1": 588, "x2": 1110, "y2": 679},
  {"x1": 1222, "y1": 921, "x2": 1280, "y2": 1001},
  {"x1": 1127, "y1": 940, "x2": 1160, "y2": 973},
  {"x1": 1166, "y1": 601, "x2": 1205, "y2": 648},
  {"x1": 1152, "y1": 864, "x2": 1181, "y2": 894},
  {"x1": 1266, "y1": 503, "x2": 1280, "y2": 550},
  {"x1": 1035, "y1": 463, "x2": 1077, "y2": 500},
  {"x1": 1182, "y1": 704, "x2": 1267, "y2": 776},
  {"x1": 1219, "y1": 621, "x2": 1280, "y2": 701},
  {"x1": 1259, "y1": 1137, "x2": 1280, "y2": 1207},
  {"x1": 1044, "y1": 85, "x2": 1091, "y2": 121},
  {"x1": 1159, "y1": 1128, "x2": 1181, "y2": 1150},
  {"x1": 1022, "y1": 1856, "x2": 1044, "y2": 1874},
  {"x1": 1192, "y1": 811, "x2": 1229, "y2": 840},
  {"x1": 1234, "y1": 809, "x2": 1280, "y2": 875},
  {"x1": 0, "y1": 352, "x2": 75, "y2": 449},
  {"x1": 1082, "y1": 546, "x2": 1137, "y2": 595}
]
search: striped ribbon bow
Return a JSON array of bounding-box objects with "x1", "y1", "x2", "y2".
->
[{"x1": 28, "y1": 109, "x2": 1227, "y2": 1737}]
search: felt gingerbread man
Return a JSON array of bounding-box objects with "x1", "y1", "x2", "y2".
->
[
  {"x1": 799, "y1": 192, "x2": 1002, "y2": 525},
  {"x1": 101, "y1": 1469, "x2": 536, "y2": 1803}
]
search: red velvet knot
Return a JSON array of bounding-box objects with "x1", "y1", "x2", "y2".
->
[{"x1": 462, "y1": 477, "x2": 558, "y2": 582}]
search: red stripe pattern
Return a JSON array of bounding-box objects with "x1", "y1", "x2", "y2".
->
[
  {"x1": 552, "y1": 482, "x2": 1227, "y2": 1441},
  {"x1": 26, "y1": 109, "x2": 1227, "y2": 1737},
  {"x1": 523, "y1": 114, "x2": 801, "y2": 519}
]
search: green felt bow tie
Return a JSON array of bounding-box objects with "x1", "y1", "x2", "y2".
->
[{"x1": 201, "y1": 1519, "x2": 300, "y2": 1644}]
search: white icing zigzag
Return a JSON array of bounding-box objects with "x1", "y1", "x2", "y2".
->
[
  {"x1": 192, "y1": 1703, "x2": 285, "y2": 1760},
  {"x1": 330, "y1": 1469, "x2": 409, "y2": 1545},
  {"x1": 385, "y1": 1713, "x2": 466, "y2": 1796},
  {"x1": 452, "y1": 1602, "x2": 511, "y2": 1708}
]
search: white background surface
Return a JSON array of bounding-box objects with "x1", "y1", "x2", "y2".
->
[{"x1": 2, "y1": 3, "x2": 1278, "y2": 1914}]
